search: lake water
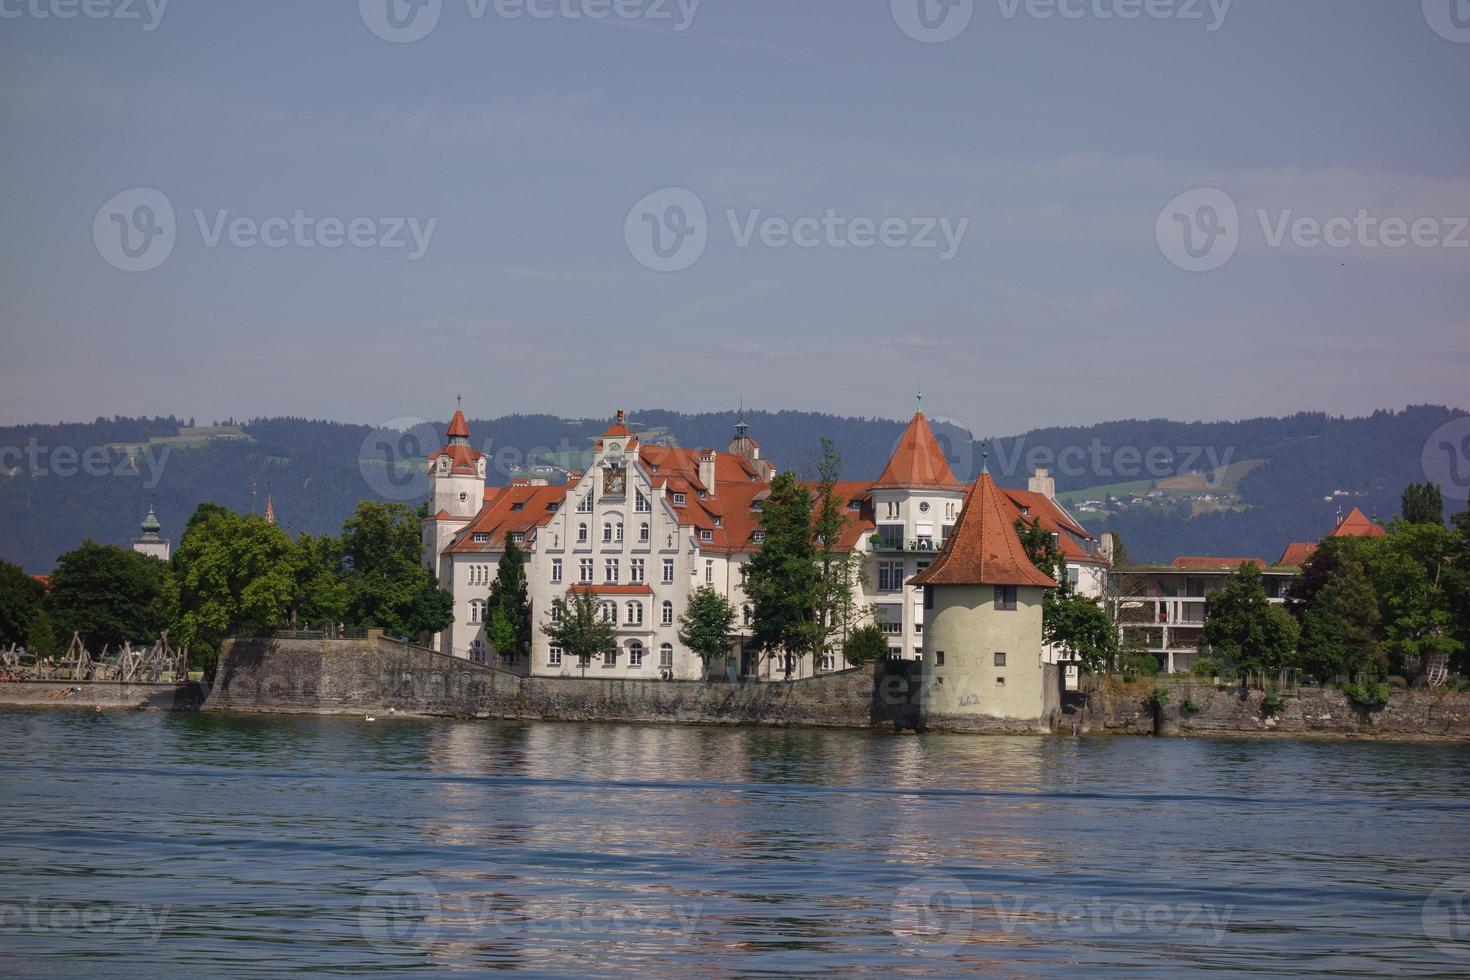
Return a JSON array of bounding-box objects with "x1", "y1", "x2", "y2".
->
[{"x1": 2, "y1": 709, "x2": 1469, "y2": 976}]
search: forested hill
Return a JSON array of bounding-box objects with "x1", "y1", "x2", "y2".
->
[{"x1": 1, "y1": 405, "x2": 1464, "y2": 573}]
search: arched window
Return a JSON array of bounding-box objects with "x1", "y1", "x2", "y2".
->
[
  {"x1": 627, "y1": 601, "x2": 643, "y2": 625},
  {"x1": 743, "y1": 605, "x2": 753, "y2": 626},
  {"x1": 470, "y1": 599, "x2": 486, "y2": 623},
  {"x1": 640, "y1": 522, "x2": 650, "y2": 542},
  {"x1": 603, "y1": 522, "x2": 613, "y2": 542},
  {"x1": 616, "y1": 522, "x2": 625, "y2": 542},
  {"x1": 661, "y1": 600, "x2": 674, "y2": 626},
  {"x1": 601, "y1": 601, "x2": 617, "y2": 624},
  {"x1": 628, "y1": 641, "x2": 644, "y2": 667},
  {"x1": 578, "y1": 522, "x2": 588, "y2": 543}
]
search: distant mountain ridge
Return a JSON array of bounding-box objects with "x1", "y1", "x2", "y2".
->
[{"x1": 1, "y1": 405, "x2": 1463, "y2": 573}]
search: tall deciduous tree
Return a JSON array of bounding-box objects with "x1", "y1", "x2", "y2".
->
[
  {"x1": 45, "y1": 541, "x2": 167, "y2": 650},
  {"x1": 744, "y1": 470, "x2": 818, "y2": 676},
  {"x1": 542, "y1": 590, "x2": 616, "y2": 674},
  {"x1": 1369, "y1": 520, "x2": 1461, "y2": 677},
  {"x1": 678, "y1": 585, "x2": 737, "y2": 672},
  {"x1": 1016, "y1": 517, "x2": 1117, "y2": 674},
  {"x1": 340, "y1": 501, "x2": 453, "y2": 639},
  {"x1": 811, "y1": 440, "x2": 863, "y2": 666},
  {"x1": 1402, "y1": 483, "x2": 1445, "y2": 525},
  {"x1": 1201, "y1": 562, "x2": 1300, "y2": 681},
  {"x1": 0, "y1": 560, "x2": 44, "y2": 648},
  {"x1": 289, "y1": 532, "x2": 349, "y2": 631}
]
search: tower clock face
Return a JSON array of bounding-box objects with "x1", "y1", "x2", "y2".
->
[{"x1": 459, "y1": 492, "x2": 468, "y2": 502}]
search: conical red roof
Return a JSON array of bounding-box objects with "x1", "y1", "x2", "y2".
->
[
  {"x1": 874, "y1": 412, "x2": 962, "y2": 489},
  {"x1": 447, "y1": 409, "x2": 471, "y2": 439},
  {"x1": 911, "y1": 472, "x2": 1057, "y2": 588}
]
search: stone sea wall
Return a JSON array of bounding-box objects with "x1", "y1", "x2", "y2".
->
[
  {"x1": 1090, "y1": 678, "x2": 1470, "y2": 739},
  {"x1": 0, "y1": 680, "x2": 205, "y2": 711}
]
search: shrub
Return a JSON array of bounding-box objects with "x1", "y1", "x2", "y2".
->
[
  {"x1": 1387, "y1": 675, "x2": 1408, "y2": 689},
  {"x1": 1181, "y1": 697, "x2": 1199, "y2": 714},
  {"x1": 1191, "y1": 656, "x2": 1218, "y2": 679},
  {"x1": 1123, "y1": 653, "x2": 1160, "y2": 678},
  {"x1": 1144, "y1": 688, "x2": 1171, "y2": 712},
  {"x1": 1261, "y1": 686, "x2": 1285, "y2": 717},
  {"x1": 1343, "y1": 682, "x2": 1390, "y2": 710}
]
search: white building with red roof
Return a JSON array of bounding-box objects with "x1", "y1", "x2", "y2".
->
[{"x1": 423, "y1": 405, "x2": 1105, "y2": 682}]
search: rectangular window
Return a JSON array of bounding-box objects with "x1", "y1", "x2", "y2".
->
[
  {"x1": 662, "y1": 559, "x2": 675, "y2": 584},
  {"x1": 699, "y1": 529, "x2": 713, "y2": 542},
  {"x1": 636, "y1": 490, "x2": 650, "y2": 513},
  {"x1": 820, "y1": 653, "x2": 835, "y2": 671},
  {"x1": 878, "y1": 524, "x2": 904, "y2": 549},
  {"x1": 996, "y1": 676, "x2": 1006, "y2": 686},
  {"x1": 752, "y1": 531, "x2": 766, "y2": 544},
  {"x1": 923, "y1": 586, "x2": 933, "y2": 610},
  {"x1": 472, "y1": 533, "x2": 490, "y2": 543},
  {"x1": 994, "y1": 652, "x2": 1007, "y2": 667},
  {"x1": 551, "y1": 559, "x2": 563, "y2": 583},
  {"x1": 661, "y1": 602, "x2": 674, "y2": 626},
  {"x1": 705, "y1": 560, "x2": 714, "y2": 584},
  {"x1": 548, "y1": 644, "x2": 563, "y2": 667},
  {"x1": 629, "y1": 646, "x2": 644, "y2": 667},
  {"x1": 603, "y1": 648, "x2": 617, "y2": 668},
  {"x1": 579, "y1": 559, "x2": 594, "y2": 583},
  {"x1": 659, "y1": 644, "x2": 674, "y2": 668},
  {"x1": 673, "y1": 493, "x2": 686, "y2": 506},
  {"x1": 1068, "y1": 567, "x2": 1080, "y2": 589},
  {"x1": 630, "y1": 558, "x2": 645, "y2": 584},
  {"x1": 994, "y1": 586, "x2": 1018, "y2": 611},
  {"x1": 878, "y1": 603, "x2": 902, "y2": 636},
  {"x1": 604, "y1": 559, "x2": 619, "y2": 584},
  {"x1": 878, "y1": 561, "x2": 904, "y2": 592},
  {"x1": 936, "y1": 651, "x2": 945, "y2": 667}
]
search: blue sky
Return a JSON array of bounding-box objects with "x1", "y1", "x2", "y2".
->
[{"x1": 1, "y1": 0, "x2": 1467, "y2": 434}]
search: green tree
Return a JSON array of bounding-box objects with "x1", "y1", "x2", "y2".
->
[
  {"x1": 340, "y1": 501, "x2": 454, "y2": 639},
  {"x1": 1449, "y1": 509, "x2": 1470, "y2": 671},
  {"x1": 167, "y1": 508, "x2": 298, "y2": 674},
  {"x1": 26, "y1": 609, "x2": 61, "y2": 659},
  {"x1": 542, "y1": 590, "x2": 616, "y2": 674},
  {"x1": 841, "y1": 623, "x2": 890, "y2": 666},
  {"x1": 1368, "y1": 521, "x2": 1461, "y2": 678},
  {"x1": 486, "y1": 539, "x2": 531, "y2": 659},
  {"x1": 289, "y1": 532, "x2": 349, "y2": 631},
  {"x1": 1016, "y1": 517, "x2": 1116, "y2": 673},
  {"x1": 678, "y1": 585, "x2": 737, "y2": 672},
  {"x1": 744, "y1": 470, "x2": 818, "y2": 676},
  {"x1": 1294, "y1": 553, "x2": 1383, "y2": 681},
  {"x1": 810, "y1": 440, "x2": 863, "y2": 664},
  {"x1": 44, "y1": 541, "x2": 167, "y2": 650},
  {"x1": 0, "y1": 560, "x2": 44, "y2": 647},
  {"x1": 1401, "y1": 482, "x2": 1445, "y2": 525},
  {"x1": 1200, "y1": 562, "x2": 1300, "y2": 682}
]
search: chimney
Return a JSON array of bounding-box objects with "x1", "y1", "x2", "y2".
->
[
  {"x1": 698, "y1": 450, "x2": 716, "y2": 497},
  {"x1": 1028, "y1": 467, "x2": 1056, "y2": 502}
]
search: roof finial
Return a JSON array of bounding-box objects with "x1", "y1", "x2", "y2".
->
[
  {"x1": 456, "y1": 392, "x2": 463, "y2": 411},
  {"x1": 980, "y1": 441, "x2": 990, "y2": 476},
  {"x1": 916, "y1": 390, "x2": 923, "y2": 414}
]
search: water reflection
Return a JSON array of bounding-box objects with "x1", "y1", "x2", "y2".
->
[{"x1": 1, "y1": 709, "x2": 1469, "y2": 974}]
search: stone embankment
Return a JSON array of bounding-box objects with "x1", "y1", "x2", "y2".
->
[{"x1": 0, "y1": 680, "x2": 205, "y2": 711}]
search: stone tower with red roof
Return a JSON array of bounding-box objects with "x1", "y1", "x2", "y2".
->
[
  {"x1": 911, "y1": 469, "x2": 1060, "y2": 731},
  {"x1": 422, "y1": 402, "x2": 488, "y2": 636}
]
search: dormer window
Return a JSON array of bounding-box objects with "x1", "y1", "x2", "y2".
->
[
  {"x1": 699, "y1": 529, "x2": 713, "y2": 542},
  {"x1": 673, "y1": 493, "x2": 686, "y2": 506},
  {"x1": 547, "y1": 502, "x2": 560, "y2": 512},
  {"x1": 698, "y1": 490, "x2": 707, "y2": 499},
  {"x1": 511, "y1": 502, "x2": 525, "y2": 512},
  {"x1": 848, "y1": 500, "x2": 862, "y2": 512},
  {"x1": 472, "y1": 533, "x2": 490, "y2": 543},
  {"x1": 712, "y1": 516, "x2": 722, "y2": 527},
  {"x1": 752, "y1": 531, "x2": 766, "y2": 544}
]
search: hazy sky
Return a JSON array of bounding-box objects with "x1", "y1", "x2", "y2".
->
[{"x1": 1, "y1": 0, "x2": 1467, "y2": 434}]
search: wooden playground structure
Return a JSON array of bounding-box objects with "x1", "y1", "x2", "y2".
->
[{"x1": 1, "y1": 632, "x2": 188, "y2": 684}]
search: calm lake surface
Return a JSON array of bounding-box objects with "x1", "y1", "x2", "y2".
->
[{"x1": 2, "y1": 709, "x2": 1469, "y2": 976}]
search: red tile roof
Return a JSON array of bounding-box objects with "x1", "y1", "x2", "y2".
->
[
  {"x1": 1331, "y1": 507, "x2": 1386, "y2": 538},
  {"x1": 873, "y1": 412, "x2": 962, "y2": 490},
  {"x1": 444, "y1": 484, "x2": 565, "y2": 553},
  {"x1": 568, "y1": 584, "x2": 654, "y2": 596},
  {"x1": 1277, "y1": 542, "x2": 1317, "y2": 567},
  {"x1": 446, "y1": 409, "x2": 471, "y2": 439},
  {"x1": 998, "y1": 487, "x2": 1105, "y2": 566},
  {"x1": 911, "y1": 472, "x2": 1057, "y2": 588}
]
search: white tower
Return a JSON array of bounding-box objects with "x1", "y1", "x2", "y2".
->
[{"x1": 132, "y1": 501, "x2": 170, "y2": 561}]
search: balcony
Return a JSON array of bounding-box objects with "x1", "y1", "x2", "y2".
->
[{"x1": 868, "y1": 536, "x2": 945, "y2": 554}]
